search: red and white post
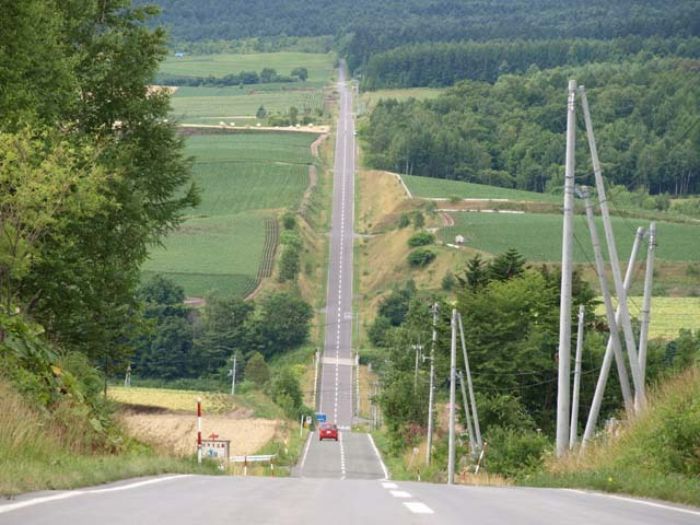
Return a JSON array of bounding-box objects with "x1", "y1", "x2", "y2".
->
[{"x1": 197, "y1": 397, "x2": 202, "y2": 464}]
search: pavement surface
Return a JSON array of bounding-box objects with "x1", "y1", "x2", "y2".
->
[
  {"x1": 2, "y1": 475, "x2": 698, "y2": 525},
  {"x1": 318, "y1": 63, "x2": 356, "y2": 431}
]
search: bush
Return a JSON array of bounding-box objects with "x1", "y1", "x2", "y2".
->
[
  {"x1": 484, "y1": 426, "x2": 550, "y2": 478},
  {"x1": 245, "y1": 352, "x2": 270, "y2": 385},
  {"x1": 407, "y1": 248, "x2": 436, "y2": 267},
  {"x1": 398, "y1": 213, "x2": 410, "y2": 228},
  {"x1": 282, "y1": 211, "x2": 297, "y2": 230},
  {"x1": 442, "y1": 270, "x2": 456, "y2": 291},
  {"x1": 407, "y1": 232, "x2": 435, "y2": 247}
]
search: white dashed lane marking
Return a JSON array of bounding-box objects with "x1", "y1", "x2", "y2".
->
[
  {"x1": 404, "y1": 502, "x2": 435, "y2": 515},
  {"x1": 390, "y1": 491, "x2": 412, "y2": 499},
  {"x1": 382, "y1": 482, "x2": 398, "y2": 489}
]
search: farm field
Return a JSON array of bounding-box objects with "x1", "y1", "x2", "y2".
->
[
  {"x1": 160, "y1": 52, "x2": 335, "y2": 82},
  {"x1": 595, "y1": 297, "x2": 700, "y2": 339},
  {"x1": 359, "y1": 87, "x2": 445, "y2": 113},
  {"x1": 440, "y1": 212, "x2": 700, "y2": 263},
  {"x1": 403, "y1": 174, "x2": 561, "y2": 203},
  {"x1": 109, "y1": 386, "x2": 280, "y2": 457},
  {"x1": 161, "y1": 52, "x2": 335, "y2": 123},
  {"x1": 143, "y1": 132, "x2": 318, "y2": 297}
]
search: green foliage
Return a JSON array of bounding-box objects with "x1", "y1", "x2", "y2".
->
[
  {"x1": 407, "y1": 232, "x2": 435, "y2": 249},
  {"x1": 244, "y1": 352, "x2": 270, "y2": 385},
  {"x1": 256, "y1": 105, "x2": 267, "y2": 119},
  {"x1": 483, "y1": 426, "x2": 550, "y2": 478},
  {"x1": 412, "y1": 211, "x2": 425, "y2": 229},
  {"x1": 441, "y1": 270, "x2": 455, "y2": 291},
  {"x1": 282, "y1": 211, "x2": 297, "y2": 230},
  {"x1": 407, "y1": 248, "x2": 436, "y2": 267},
  {"x1": 291, "y1": 67, "x2": 308, "y2": 81},
  {"x1": 268, "y1": 368, "x2": 304, "y2": 418},
  {"x1": 252, "y1": 293, "x2": 313, "y2": 359},
  {"x1": 398, "y1": 213, "x2": 410, "y2": 228},
  {"x1": 278, "y1": 228, "x2": 302, "y2": 282},
  {"x1": 365, "y1": 60, "x2": 700, "y2": 196}
]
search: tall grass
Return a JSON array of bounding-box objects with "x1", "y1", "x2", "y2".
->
[
  {"x1": 526, "y1": 367, "x2": 700, "y2": 506},
  {"x1": 0, "y1": 380, "x2": 218, "y2": 496}
]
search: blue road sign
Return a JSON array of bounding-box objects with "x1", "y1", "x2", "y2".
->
[{"x1": 315, "y1": 412, "x2": 327, "y2": 423}]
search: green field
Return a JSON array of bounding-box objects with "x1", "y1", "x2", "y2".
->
[
  {"x1": 596, "y1": 297, "x2": 700, "y2": 339},
  {"x1": 161, "y1": 52, "x2": 335, "y2": 82},
  {"x1": 404, "y1": 174, "x2": 561, "y2": 203},
  {"x1": 143, "y1": 132, "x2": 318, "y2": 297},
  {"x1": 162, "y1": 52, "x2": 335, "y2": 123},
  {"x1": 441, "y1": 212, "x2": 700, "y2": 263},
  {"x1": 359, "y1": 87, "x2": 445, "y2": 113}
]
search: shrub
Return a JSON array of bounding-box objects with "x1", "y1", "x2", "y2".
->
[
  {"x1": 282, "y1": 211, "x2": 297, "y2": 230},
  {"x1": 407, "y1": 248, "x2": 436, "y2": 267},
  {"x1": 442, "y1": 270, "x2": 456, "y2": 291},
  {"x1": 407, "y1": 232, "x2": 435, "y2": 247},
  {"x1": 245, "y1": 352, "x2": 270, "y2": 385},
  {"x1": 484, "y1": 426, "x2": 550, "y2": 478},
  {"x1": 398, "y1": 213, "x2": 410, "y2": 228}
]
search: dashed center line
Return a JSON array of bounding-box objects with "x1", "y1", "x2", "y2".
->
[
  {"x1": 403, "y1": 502, "x2": 435, "y2": 515},
  {"x1": 390, "y1": 490, "x2": 412, "y2": 499}
]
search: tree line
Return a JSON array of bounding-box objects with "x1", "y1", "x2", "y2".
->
[
  {"x1": 156, "y1": 67, "x2": 308, "y2": 87},
  {"x1": 361, "y1": 36, "x2": 700, "y2": 89},
  {"x1": 362, "y1": 59, "x2": 700, "y2": 196}
]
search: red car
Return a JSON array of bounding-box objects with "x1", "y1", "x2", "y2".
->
[{"x1": 319, "y1": 423, "x2": 339, "y2": 441}]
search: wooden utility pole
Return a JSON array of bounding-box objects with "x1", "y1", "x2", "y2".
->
[{"x1": 556, "y1": 79, "x2": 577, "y2": 457}]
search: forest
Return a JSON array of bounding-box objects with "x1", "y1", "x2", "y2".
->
[
  {"x1": 362, "y1": 59, "x2": 700, "y2": 196},
  {"x1": 361, "y1": 36, "x2": 700, "y2": 89}
]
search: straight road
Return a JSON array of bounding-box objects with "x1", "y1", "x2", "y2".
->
[
  {"x1": 300, "y1": 62, "x2": 386, "y2": 481},
  {"x1": 2, "y1": 475, "x2": 698, "y2": 524},
  {"x1": 318, "y1": 63, "x2": 356, "y2": 431}
]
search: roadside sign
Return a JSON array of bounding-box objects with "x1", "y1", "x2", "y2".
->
[
  {"x1": 315, "y1": 412, "x2": 327, "y2": 423},
  {"x1": 201, "y1": 439, "x2": 230, "y2": 463}
]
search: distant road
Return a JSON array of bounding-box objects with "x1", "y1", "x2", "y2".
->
[{"x1": 2, "y1": 475, "x2": 698, "y2": 524}]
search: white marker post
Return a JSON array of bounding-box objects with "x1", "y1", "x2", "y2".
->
[{"x1": 197, "y1": 398, "x2": 202, "y2": 465}]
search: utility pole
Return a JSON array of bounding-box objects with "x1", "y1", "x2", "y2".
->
[
  {"x1": 313, "y1": 349, "x2": 320, "y2": 410},
  {"x1": 230, "y1": 354, "x2": 237, "y2": 396},
  {"x1": 458, "y1": 371, "x2": 477, "y2": 459},
  {"x1": 638, "y1": 222, "x2": 656, "y2": 383},
  {"x1": 447, "y1": 309, "x2": 457, "y2": 485},
  {"x1": 556, "y1": 79, "x2": 577, "y2": 457},
  {"x1": 124, "y1": 363, "x2": 131, "y2": 388},
  {"x1": 580, "y1": 86, "x2": 645, "y2": 409},
  {"x1": 355, "y1": 352, "x2": 360, "y2": 417},
  {"x1": 457, "y1": 313, "x2": 482, "y2": 450},
  {"x1": 569, "y1": 305, "x2": 585, "y2": 448},
  {"x1": 582, "y1": 227, "x2": 644, "y2": 447},
  {"x1": 426, "y1": 303, "x2": 438, "y2": 465},
  {"x1": 581, "y1": 188, "x2": 633, "y2": 412},
  {"x1": 413, "y1": 344, "x2": 422, "y2": 390}
]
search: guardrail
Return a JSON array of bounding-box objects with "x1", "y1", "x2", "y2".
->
[{"x1": 230, "y1": 454, "x2": 277, "y2": 476}]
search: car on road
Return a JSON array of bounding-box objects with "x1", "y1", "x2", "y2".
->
[{"x1": 318, "y1": 423, "x2": 338, "y2": 441}]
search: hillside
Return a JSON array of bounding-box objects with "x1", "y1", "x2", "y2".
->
[{"x1": 528, "y1": 367, "x2": 700, "y2": 506}]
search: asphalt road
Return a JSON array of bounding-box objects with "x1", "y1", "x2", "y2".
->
[
  {"x1": 2, "y1": 475, "x2": 698, "y2": 525},
  {"x1": 318, "y1": 63, "x2": 356, "y2": 430}
]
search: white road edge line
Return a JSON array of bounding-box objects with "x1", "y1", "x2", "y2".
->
[
  {"x1": 0, "y1": 475, "x2": 191, "y2": 515},
  {"x1": 299, "y1": 431, "x2": 313, "y2": 473},
  {"x1": 403, "y1": 502, "x2": 434, "y2": 515},
  {"x1": 564, "y1": 489, "x2": 700, "y2": 517},
  {"x1": 367, "y1": 434, "x2": 390, "y2": 480}
]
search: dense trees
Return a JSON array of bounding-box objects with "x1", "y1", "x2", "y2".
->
[
  {"x1": 362, "y1": 37, "x2": 700, "y2": 89},
  {"x1": 0, "y1": 1, "x2": 198, "y2": 379},
  {"x1": 363, "y1": 59, "x2": 700, "y2": 195},
  {"x1": 136, "y1": 1, "x2": 700, "y2": 70},
  {"x1": 132, "y1": 277, "x2": 314, "y2": 379}
]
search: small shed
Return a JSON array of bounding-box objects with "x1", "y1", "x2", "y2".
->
[{"x1": 455, "y1": 234, "x2": 465, "y2": 245}]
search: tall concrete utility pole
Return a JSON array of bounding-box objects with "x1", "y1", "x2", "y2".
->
[
  {"x1": 458, "y1": 313, "x2": 482, "y2": 450},
  {"x1": 581, "y1": 189, "x2": 634, "y2": 412},
  {"x1": 638, "y1": 222, "x2": 656, "y2": 383},
  {"x1": 447, "y1": 308, "x2": 457, "y2": 484},
  {"x1": 579, "y1": 86, "x2": 645, "y2": 409},
  {"x1": 556, "y1": 79, "x2": 577, "y2": 457},
  {"x1": 426, "y1": 303, "x2": 438, "y2": 465},
  {"x1": 569, "y1": 305, "x2": 585, "y2": 448},
  {"x1": 458, "y1": 371, "x2": 477, "y2": 458},
  {"x1": 582, "y1": 227, "x2": 645, "y2": 446}
]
